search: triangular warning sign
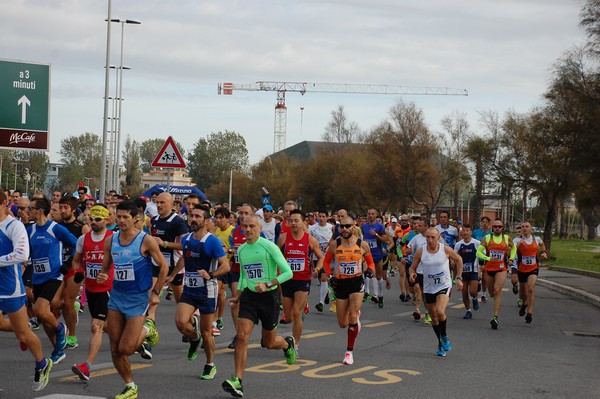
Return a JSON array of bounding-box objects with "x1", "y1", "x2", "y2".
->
[{"x1": 151, "y1": 136, "x2": 186, "y2": 168}]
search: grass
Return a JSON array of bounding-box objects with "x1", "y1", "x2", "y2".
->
[{"x1": 545, "y1": 238, "x2": 600, "y2": 273}]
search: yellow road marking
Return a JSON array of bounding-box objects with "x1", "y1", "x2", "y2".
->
[
  {"x1": 362, "y1": 321, "x2": 394, "y2": 328},
  {"x1": 60, "y1": 364, "x2": 152, "y2": 382}
]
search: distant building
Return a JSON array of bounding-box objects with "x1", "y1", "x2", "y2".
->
[
  {"x1": 142, "y1": 168, "x2": 192, "y2": 190},
  {"x1": 43, "y1": 162, "x2": 64, "y2": 196}
]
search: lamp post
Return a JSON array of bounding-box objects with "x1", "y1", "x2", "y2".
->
[
  {"x1": 99, "y1": 0, "x2": 113, "y2": 201},
  {"x1": 108, "y1": 18, "x2": 140, "y2": 193}
]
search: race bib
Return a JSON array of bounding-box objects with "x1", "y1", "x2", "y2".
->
[
  {"x1": 32, "y1": 258, "x2": 50, "y2": 274},
  {"x1": 339, "y1": 261, "x2": 358, "y2": 276},
  {"x1": 244, "y1": 263, "x2": 264, "y2": 280},
  {"x1": 287, "y1": 258, "x2": 305, "y2": 272},
  {"x1": 462, "y1": 262, "x2": 474, "y2": 273},
  {"x1": 86, "y1": 263, "x2": 102, "y2": 279},
  {"x1": 114, "y1": 263, "x2": 135, "y2": 281},
  {"x1": 490, "y1": 250, "x2": 505, "y2": 262},
  {"x1": 521, "y1": 256, "x2": 537, "y2": 266},
  {"x1": 427, "y1": 271, "x2": 445, "y2": 287},
  {"x1": 184, "y1": 271, "x2": 205, "y2": 288},
  {"x1": 366, "y1": 239, "x2": 377, "y2": 249}
]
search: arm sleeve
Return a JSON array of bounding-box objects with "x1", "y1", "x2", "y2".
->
[
  {"x1": 266, "y1": 242, "x2": 293, "y2": 285},
  {"x1": 476, "y1": 243, "x2": 490, "y2": 261},
  {"x1": 323, "y1": 251, "x2": 334, "y2": 275},
  {"x1": 0, "y1": 221, "x2": 30, "y2": 267},
  {"x1": 364, "y1": 252, "x2": 375, "y2": 271},
  {"x1": 509, "y1": 239, "x2": 517, "y2": 261}
]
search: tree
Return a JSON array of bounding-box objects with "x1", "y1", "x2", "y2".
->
[
  {"x1": 122, "y1": 135, "x2": 142, "y2": 194},
  {"x1": 14, "y1": 150, "x2": 50, "y2": 196},
  {"x1": 322, "y1": 105, "x2": 363, "y2": 145},
  {"x1": 464, "y1": 136, "x2": 494, "y2": 227},
  {"x1": 187, "y1": 130, "x2": 249, "y2": 190},
  {"x1": 58, "y1": 132, "x2": 102, "y2": 192}
]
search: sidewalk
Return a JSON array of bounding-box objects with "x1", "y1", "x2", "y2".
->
[{"x1": 537, "y1": 266, "x2": 600, "y2": 309}]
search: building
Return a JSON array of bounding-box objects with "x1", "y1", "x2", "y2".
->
[{"x1": 141, "y1": 168, "x2": 192, "y2": 190}]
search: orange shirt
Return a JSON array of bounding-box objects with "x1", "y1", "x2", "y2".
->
[{"x1": 484, "y1": 235, "x2": 509, "y2": 272}]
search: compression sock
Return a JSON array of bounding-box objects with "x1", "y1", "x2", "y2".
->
[
  {"x1": 439, "y1": 318, "x2": 447, "y2": 337},
  {"x1": 347, "y1": 323, "x2": 359, "y2": 351},
  {"x1": 377, "y1": 278, "x2": 384, "y2": 298},
  {"x1": 319, "y1": 282, "x2": 328, "y2": 304}
]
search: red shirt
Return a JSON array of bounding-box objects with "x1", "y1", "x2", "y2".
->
[
  {"x1": 284, "y1": 232, "x2": 311, "y2": 281},
  {"x1": 83, "y1": 230, "x2": 114, "y2": 292}
]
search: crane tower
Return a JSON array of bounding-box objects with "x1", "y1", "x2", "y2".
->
[{"x1": 218, "y1": 81, "x2": 468, "y2": 153}]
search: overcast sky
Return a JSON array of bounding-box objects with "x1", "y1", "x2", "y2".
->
[{"x1": 1, "y1": 0, "x2": 588, "y2": 165}]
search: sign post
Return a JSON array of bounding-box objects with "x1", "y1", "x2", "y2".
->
[
  {"x1": 0, "y1": 58, "x2": 50, "y2": 150},
  {"x1": 151, "y1": 136, "x2": 186, "y2": 191}
]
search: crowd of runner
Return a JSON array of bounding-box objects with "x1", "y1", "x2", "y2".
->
[{"x1": 0, "y1": 189, "x2": 548, "y2": 398}]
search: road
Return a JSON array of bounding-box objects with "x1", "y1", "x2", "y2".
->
[{"x1": 1, "y1": 274, "x2": 599, "y2": 399}]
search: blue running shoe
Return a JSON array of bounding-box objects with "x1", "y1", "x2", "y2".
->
[
  {"x1": 51, "y1": 348, "x2": 66, "y2": 364},
  {"x1": 441, "y1": 336, "x2": 451, "y2": 351},
  {"x1": 436, "y1": 345, "x2": 446, "y2": 357},
  {"x1": 472, "y1": 297, "x2": 479, "y2": 311},
  {"x1": 463, "y1": 310, "x2": 472, "y2": 319}
]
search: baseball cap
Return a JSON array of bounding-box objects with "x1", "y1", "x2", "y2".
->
[
  {"x1": 263, "y1": 204, "x2": 274, "y2": 211},
  {"x1": 391, "y1": 217, "x2": 397, "y2": 222}
]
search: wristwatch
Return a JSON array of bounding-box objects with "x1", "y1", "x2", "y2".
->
[
  {"x1": 455, "y1": 277, "x2": 463, "y2": 281},
  {"x1": 266, "y1": 281, "x2": 274, "y2": 289},
  {"x1": 152, "y1": 288, "x2": 161, "y2": 296}
]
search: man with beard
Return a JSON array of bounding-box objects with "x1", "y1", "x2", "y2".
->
[
  {"x1": 168, "y1": 205, "x2": 229, "y2": 380},
  {"x1": 70, "y1": 205, "x2": 114, "y2": 380}
]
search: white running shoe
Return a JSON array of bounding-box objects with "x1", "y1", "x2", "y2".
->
[{"x1": 342, "y1": 351, "x2": 354, "y2": 365}]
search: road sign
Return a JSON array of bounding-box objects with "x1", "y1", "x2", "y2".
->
[
  {"x1": 0, "y1": 58, "x2": 50, "y2": 150},
  {"x1": 151, "y1": 136, "x2": 186, "y2": 168}
]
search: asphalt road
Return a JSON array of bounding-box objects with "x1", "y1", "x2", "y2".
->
[{"x1": 2, "y1": 274, "x2": 599, "y2": 399}]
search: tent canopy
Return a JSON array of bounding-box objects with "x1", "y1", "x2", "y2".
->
[{"x1": 142, "y1": 185, "x2": 207, "y2": 201}]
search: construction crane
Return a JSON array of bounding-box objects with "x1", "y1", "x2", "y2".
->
[{"x1": 217, "y1": 81, "x2": 468, "y2": 153}]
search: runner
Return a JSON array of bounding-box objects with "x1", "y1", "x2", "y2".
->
[
  {"x1": 308, "y1": 210, "x2": 333, "y2": 312},
  {"x1": 472, "y1": 216, "x2": 492, "y2": 303},
  {"x1": 322, "y1": 216, "x2": 374, "y2": 365},
  {"x1": 405, "y1": 218, "x2": 430, "y2": 323},
  {"x1": 453, "y1": 224, "x2": 481, "y2": 319},
  {"x1": 476, "y1": 219, "x2": 516, "y2": 329},
  {"x1": 512, "y1": 221, "x2": 548, "y2": 323},
  {"x1": 70, "y1": 205, "x2": 114, "y2": 380},
  {"x1": 277, "y1": 209, "x2": 324, "y2": 356},
  {"x1": 260, "y1": 204, "x2": 279, "y2": 243},
  {"x1": 96, "y1": 200, "x2": 168, "y2": 399},
  {"x1": 395, "y1": 215, "x2": 412, "y2": 302},
  {"x1": 222, "y1": 215, "x2": 295, "y2": 398},
  {"x1": 409, "y1": 228, "x2": 463, "y2": 356},
  {"x1": 0, "y1": 191, "x2": 53, "y2": 391},
  {"x1": 168, "y1": 205, "x2": 229, "y2": 379},
  {"x1": 361, "y1": 208, "x2": 387, "y2": 308},
  {"x1": 435, "y1": 210, "x2": 459, "y2": 280},
  {"x1": 27, "y1": 198, "x2": 78, "y2": 365},
  {"x1": 214, "y1": 207, "x2": 234, "y2": 335}
]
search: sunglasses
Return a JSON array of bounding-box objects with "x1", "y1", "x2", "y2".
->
[
  {"x1": 91, "y1": 217, "x2": 104, "y2": 222},
  {"x1": 339, "y1": 224, "x2": 353, "y2": 229},
  {"x1": 17, "y1": 206, "x2": 27, "y2": 210},
  {"x1": 492, "y1": 225, "x2": 504, "y2": 228},
  {"x1": 28, "y1": 206, "x2": 40, "y2": 211}
]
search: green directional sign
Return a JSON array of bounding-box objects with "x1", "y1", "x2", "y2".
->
[{"x1": 0, "y1": 58, "x2": 50, "y2": 150}]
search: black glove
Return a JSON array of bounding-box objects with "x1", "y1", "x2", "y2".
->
[
  {"x1": 364, "y1": 268, "x2": 374, "y2": 279},
  {"x1": 74, "y1": 272, "x2": 84, "y2": 284},
  {"x1": 328, "y1": 275, "x2": 338, "y2": 289},
  {"x1": 59, "y1": 265, "x2": 70, "y2": 275}
]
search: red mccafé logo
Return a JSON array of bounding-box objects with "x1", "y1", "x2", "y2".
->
[{"x1": 9, "y1": 132, "x2": 36, "y2": 145}]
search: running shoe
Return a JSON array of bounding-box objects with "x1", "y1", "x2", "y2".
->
[
  {"x1": 29, "y1": 317, "x2": 40, "y2": 330},
  {"x1": 517, "y1": 299, "x2": 524, "y2": 307},
  {"x1": 144, "y1": 318, "x2": 159, "y2": 347},
  {"x1": 72, "y1": 362, "x2": 90, "y2": 381},
  {"x1": 324, "y1": 292, "x2": 330, "y2": 304},
  {"x1": 182, "y1": 335, "x2": 189, "y2": 343},
  {"x1": 188, "y1": 338, "x2": 201, "y2": 361},
  {"x1": 212, "y1": 326, "x2": 221, "y2": 336},
  {"x1": 200, "y1": 364, "x2": 217, "y2": 380},
  {"x1": 342, "y1": 351, "x2": 354, "y2": 365},
  {"x1": 441, "y1": 336, "x2": 452, "y2": 351},
  {"x1": 490, "y1": 316, "x2": 499, "y2": 330},
  {"x1": 525, "y1": 314, "x2": 532, "y2": 324},
  {"x1": 315, "y1": 302, "x2": 324, "y2": 312},
  {"x1": 403, "y1": 294, "x2": 411, "y2": 302},
  {"x1": 385, "y1": 278, "x2": 391, "y2": 290},
  {"x1": 32, "y1": 358, "x2": 53, "y2": 391},
  {"x1": 481, "y1": 295, "x2": 487, "y2": 304},
  {"x1": 115, "y1": 384, "x2": 138, "y2": 399},
  {"x1": 399, "y1": 293, "x2": 406, "y2": 302},
  {"x1": 222, "y1": 375, "x2": 244, "y2": 397},
  {"x1": 65, "y1": 336, "x2": 78, "y2": 349},
  {"x1": 279, "y1": 313, "x2": 289, "y2": 324},
  {"x1": 283, "y1": 336, "x2": 297, "y2": 365},
  {"x1": 463, "y1": 310, "x2": 473, "y2": 319},
  {"x1": 362, "y1": 293, "x2": 371, "y2": 303},
  {"x1": 55, "y1": 322, "x2": 67, "y2": 351},
  {"x1": 329, "y1": 301, "x2": 337, "y2": 313},
  {"x1": 436, "y1": 345, "x2": 446, "y2": 357},
  {"x1": 472, "y1": 297, "x2": 480, "y2": 311},
  {"x1": 74, "y1": 301, "x2": 80, "y2": 325},
  {"x1": 165, "y1": 289, "x2": 173, "y2": 301},
  {"x1": 137, "y1": 342, "x2": 152, "y2": 360},
  {"x1": 519, "y1": 304, "x2": 527, "y2": 317},
  {"x1": 228, "y1": 336, "x2": 237, "y2": 349},
  {"x1": 378, "y1": 296, "x2": 384, "y2": 309},
  {"x1": 512, "y1": 283, "x2": 519, "y2": 295},
  {"x1": 50, "y1": 348, "x2": 66, "y2": 364},
  {"x1": 424, "y1": 313, "x2": 432, "y2": 325},
  {"x1": 412, "y1": 311, "x2": 421, "y2": 321},
  {"x1": 216, "y1": 317, "x2": 224, "y2": 330},
  {"x1": 371, "y1": 295, "x2": 379, "y2": 304}
]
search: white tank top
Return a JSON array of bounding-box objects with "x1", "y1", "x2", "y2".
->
[{"x1": 421, "y1": 244, "x2": 452, "y2": 294}]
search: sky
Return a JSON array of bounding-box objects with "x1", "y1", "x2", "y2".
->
[{"x1": 1, "y1": 0, "x2": 589, "y2": 165}]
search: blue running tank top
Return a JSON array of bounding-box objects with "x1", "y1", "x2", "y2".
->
[{"x1": 111, "y1": 231, "x2": 153, "y2": 294}]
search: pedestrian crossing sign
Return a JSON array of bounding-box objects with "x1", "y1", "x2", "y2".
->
[{"x1": 151, "y1": 136, "x2": 186, "y2": 168}]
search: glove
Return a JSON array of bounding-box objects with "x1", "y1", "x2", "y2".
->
[
  {"x1": 59, "y1": 265, "x2": 70, "y2": 275},
  {"x1": 328, "y1": 275, "x2": 338, "y2": 289},
  {"x1": 364, "y1": 268, "x2": 374, "y2": 279},
  {"x1": 74, "y1": 272, "x2": 84, "y2": 284}
]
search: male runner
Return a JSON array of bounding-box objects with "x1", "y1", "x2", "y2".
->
[
  {"x1": 214, "y1": 207, "x2": 234, "y2": 335},
  {"x1": 404, "y1": 218, "x2": 429, "y2": 322},
  {"x1": 476, "y1": 219, "x2": 516, "y2": 329},
  {"x1": 169, "y1": 205, "x2": 229, "y2": 379},
  {"x1": 322, "y1": 216, "x2": 374, "y2": 365},
  {"x1": 361, "y1": 208, "x2": 387, "y2": 308},
  {"x1": 435, "y1": 210, "x2": 459, "y2": 279},
  {"x1": 0, "y1": 191, "x2": 53, "y2": 391},
  {"x1": 309, "y1": 210, "x2": 333, "y2": 312},
  {"x1": 472, "y1": 216, "x2": 492, "y2": 303},
  {"x1": 512, "y1": 221, "x2": 547, "y2": 323},
  {"x1": 410, "y1": 228, "x2": 463, "y2": 356},
  {"x1": 222, "y1": 215, "x2": 295, "y2": 398},
  {"x1": 453, "y1": 224, "x2": 481, "y2": 319},
  {"x1": 71, "y1": 205, "x2": 114, "y2": 380},
  {"x1": 277, "y1": 209, "x2": 324, "y2": 355},
  {"x1": 97, "y1": 200, "x2": 168, "y2": 399}
]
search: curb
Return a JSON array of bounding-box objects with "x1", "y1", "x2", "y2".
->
[
  {"x1": 547, "y1": 266, "x2": 600, "y2": 279},
  {"x1": 537, "y1": 278, "x2": 600, "y2": 310}
]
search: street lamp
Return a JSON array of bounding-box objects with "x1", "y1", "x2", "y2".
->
[
  {"x1": 99, "y1": 0, "x2": 113, "y2": 202},
  {"x1": 109, "y1": 18, "x2": 140, "y2": 192}
]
